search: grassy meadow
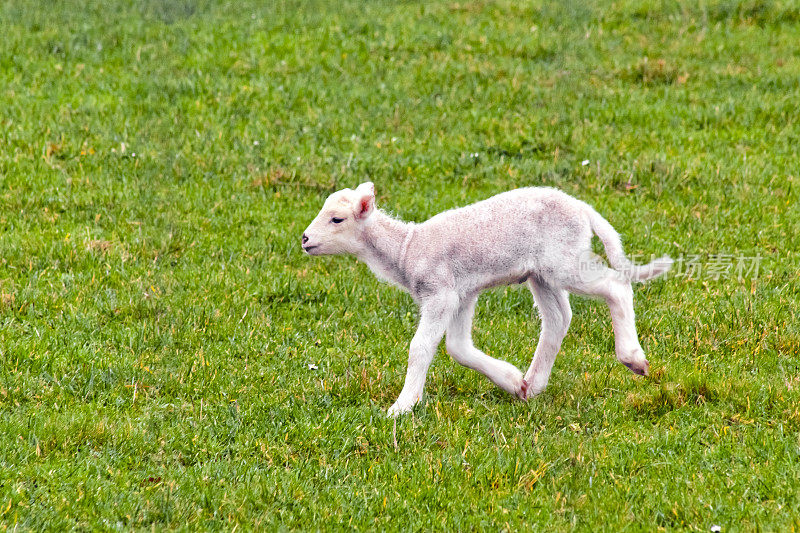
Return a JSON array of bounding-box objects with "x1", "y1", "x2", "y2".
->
[{"x1": 1, "y1": 0, "x2": 800, "y2": 529}]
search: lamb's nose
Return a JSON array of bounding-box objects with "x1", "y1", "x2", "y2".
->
[{"x1": 302, "y1": 233, "x2": 309, "y2": 245}]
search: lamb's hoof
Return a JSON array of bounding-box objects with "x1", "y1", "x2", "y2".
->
[
  {"x1": 520, "y1": 376, "x2": 547, "y2": 399},
  {"x1": 623, "y1": 359, "x2": 649, "y2": 376},
  {"x1": 517, "y1": 379, "x2": 529, "y2": 401},
  {"x1": 387, "y1": 400, "x2": 416, "y2": 418}
]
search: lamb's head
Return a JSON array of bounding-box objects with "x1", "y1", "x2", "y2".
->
[{"x1": 302, "y1": 182, "x2": 375, "y2": 256}]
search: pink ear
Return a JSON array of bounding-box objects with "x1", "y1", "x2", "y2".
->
[
  {"x1": 354, "y1": 182, "x2": 375, "y2": 219},
  {"x1": 356, "y1": 193, "x2": 374, "y2": 219}
]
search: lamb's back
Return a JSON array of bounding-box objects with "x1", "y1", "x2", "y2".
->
[{"x1": 404, "y1": 188, "x2": 588, "y2": 289}]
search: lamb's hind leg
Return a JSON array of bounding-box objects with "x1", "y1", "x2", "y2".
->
[
  {"x1": 568, "y1": 270, "x2": 649, "y2": 376},
  {"x1": 445, "y1": 296, "x2": 526, "y2": 399},
  {"x1": 523, "y1": 279, "x2": 572, "y2": 397}
]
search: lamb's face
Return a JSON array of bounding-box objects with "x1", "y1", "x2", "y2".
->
[{"x1": 302, "y1": 182, "x2": 375, "y2": 256}]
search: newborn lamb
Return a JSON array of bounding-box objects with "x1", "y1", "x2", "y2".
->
[{"x1": 302, "y1": 182, "x2": 672, "y2": 416}]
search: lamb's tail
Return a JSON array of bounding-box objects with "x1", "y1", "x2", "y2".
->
[{"x1": 587, "y1": 209, "x2": 673, "y2": 282}]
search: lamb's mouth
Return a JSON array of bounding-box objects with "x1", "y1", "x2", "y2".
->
[{"x1": 303, "y1": 244, "x2": 320, "y2": 254}]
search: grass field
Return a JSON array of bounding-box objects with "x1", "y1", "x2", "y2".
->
[{"x1": 2, "y1": 0, "x2": 800, "y2": 530}]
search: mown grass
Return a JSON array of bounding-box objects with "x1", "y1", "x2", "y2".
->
[{"x1": 1, "y1": 0, "x2": 799, "y2": 530}]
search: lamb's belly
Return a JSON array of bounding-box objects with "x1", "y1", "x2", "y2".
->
[{"x1": 464, "y1": 264, "x2": 531, "y2": 292}]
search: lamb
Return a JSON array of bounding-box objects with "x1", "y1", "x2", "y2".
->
[{"x1": 302, "y1": 182, "x2": 672, "y2": 417}]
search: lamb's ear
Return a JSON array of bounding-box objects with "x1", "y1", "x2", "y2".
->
[{"x1": 354, "y1": 182, "x2": 375, "y2": 220}]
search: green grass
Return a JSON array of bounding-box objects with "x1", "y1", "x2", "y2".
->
[{"x1": 1, "y1": 0, "x2": 799, "y2": 529}]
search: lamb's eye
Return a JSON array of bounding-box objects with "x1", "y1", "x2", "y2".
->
[{"x1": 331, "y1": 217, "x2": 345, "y2": 224}]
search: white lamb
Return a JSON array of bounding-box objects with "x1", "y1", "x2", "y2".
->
[{"x1": 302, "y1": 182, "x2": 672, "y2": 416}]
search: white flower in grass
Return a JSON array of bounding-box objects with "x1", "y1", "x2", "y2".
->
[
  {"x1": 581, "y1": 159, "x2": 590, "y2": 166},
  {"x1": 308, "y1": 363, "x2": 318, "y2": 370},
  {"x1": 710, "y1": 526, "x2": 721, "y2": 533}
]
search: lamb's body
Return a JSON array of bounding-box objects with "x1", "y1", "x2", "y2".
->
[
  {"x1": 365, "y1": 188, "x2": 593, "y2": 297},
  {"x1": 303, "y1": 184, "x2": 672, "y2": 416}
]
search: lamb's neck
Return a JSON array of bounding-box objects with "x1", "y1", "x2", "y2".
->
[{"x1": 358, "y1": 210, "x2": 414, "y2": 290}]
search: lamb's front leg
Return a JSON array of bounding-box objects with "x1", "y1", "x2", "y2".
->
[{"x1": 387, "y1": 293, "x2": 458, "y2": 417}]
